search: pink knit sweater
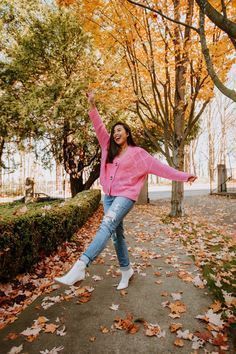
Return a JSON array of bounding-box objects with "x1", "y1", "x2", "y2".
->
[{"x1": 89, "y1": 107, "x2": 193, "y2": 201}]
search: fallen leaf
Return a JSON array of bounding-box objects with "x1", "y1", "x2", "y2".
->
[
  {"x1": 92, "y1": 275, "x2": 103, "y2": 281},
  {"x1": 169, "y1": 323, "x2": 182, "y2": 333},
  {"x1": 5, "y1": 332, "x2": 18, "y2": 340},
  {"x1": 109, "y1": 304, "x2": 119, "y2": 311},
  {"x1": 174, "y1": 338, "x2": 184, "y2": 347},
  {"x1": 176, "y1": 329, "x2": 193, "y2": 340},
  {"x1": 39, "y1": 345, "x2": 64, "y2": 354},
  {"x1": 154, "y1": 271, "x2": 161, "y2": 277},
  {"x1": 120, "y1": 290, "x2": 128, "y2": 296},
  {"x1": 21, "y1": 327, "x2": 41, "y2": 336},
  {"x1": 89, "y1": 336, "x2": 96, "y2": 342},
  {"x1": 56, "y1": 325, "x2": 66, "y2": 336},
  {"x1": 100, "y1": 326, "x2": 109, "y2": 334},
  {"x1": 7, "y1": 344, "x2": 23, "y2": 354},
  {"x1": 171, "y1": 293, "x2": 182, "y2": 301},
  {"x1": 161, "y1": 291, "x2": 168, "y2": 297},
  {"x1": 210, "y1": 301, "x2": 222, "y2": 313},
  {"x1": 169, "y1": 301, "x2": 186, "y2": 314},
  {"x1": 44, "y1": 324, "x2": 58, "y2": 334}
]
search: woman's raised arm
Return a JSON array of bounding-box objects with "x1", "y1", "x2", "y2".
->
[{"x1": 87, "y1": 92, "x2": 110, "y2": 149}]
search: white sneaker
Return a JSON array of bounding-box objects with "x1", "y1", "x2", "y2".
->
[
  {"x1": 54, "y1": 260, "x2": 86, "y2": 286},
  {"x1": 117, "y1": 268, "x2": 134, "y2": 290}
]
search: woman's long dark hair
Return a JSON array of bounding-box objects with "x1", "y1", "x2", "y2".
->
[{"x1": 106, "y1": 122, "x2": 136, "y2": 163}]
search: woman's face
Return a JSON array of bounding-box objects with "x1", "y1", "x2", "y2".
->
[{"x1": 113, "y1": 124, "x2": 129, "y2": 146}]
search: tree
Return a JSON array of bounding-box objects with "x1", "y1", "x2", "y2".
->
[
  {"x1": 126, "y1": 0, "x2": 236, "y2": 102},
  {"x1": 60, "y1": 0, "x2": 217, "y2": 215},
  {"x1": 1, "y1": 1, "x2": 104, "y2": 196}
]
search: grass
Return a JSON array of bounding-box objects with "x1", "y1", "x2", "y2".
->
[{"x1": 0, "y1": 200, "x2": 62, "y2": 221}]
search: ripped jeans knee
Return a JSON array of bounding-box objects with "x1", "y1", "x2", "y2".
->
[{"x1": 80, "y1": 195, "x2": 134, "y2": 267}]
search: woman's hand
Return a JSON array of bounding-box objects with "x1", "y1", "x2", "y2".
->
[
  {"x1": 187, "y1": 176, "x2": 197, "y2": 185},
  {"x1": 86, "y1": 92, "x2": 96, "y2": 109}
]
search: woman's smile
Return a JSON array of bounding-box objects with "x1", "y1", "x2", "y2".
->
[{"x1": 113, "y1": 125, "x2": 129, "y2": 146}]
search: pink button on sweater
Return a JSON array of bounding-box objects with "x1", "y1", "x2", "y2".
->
[{"x1": 89, "y1": 108, "x2": 193, "y2": 201}]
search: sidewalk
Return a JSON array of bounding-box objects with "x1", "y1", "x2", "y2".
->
[{"x1": 0, "y1": 197, "x2": 235, "y2": 353}]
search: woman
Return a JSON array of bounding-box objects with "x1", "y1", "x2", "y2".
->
[{"x1": 55, "y1": 92, "x2": 197, "y2": 290}]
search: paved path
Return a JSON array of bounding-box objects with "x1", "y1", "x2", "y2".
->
[{"x1": 1, "y1": 197, "x2": 235, "y2": 353}]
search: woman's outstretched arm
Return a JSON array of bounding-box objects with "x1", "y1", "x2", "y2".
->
[
  {"x1": 141, "y1": 150, "x2": 197, "y2": 183},
  {"x1": 87, "y1": 92, "x2": 110, "y2": 149}
]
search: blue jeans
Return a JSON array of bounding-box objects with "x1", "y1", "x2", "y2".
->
[{"x1": 80, "y1": 195, "x2": 135, "y2": 270}]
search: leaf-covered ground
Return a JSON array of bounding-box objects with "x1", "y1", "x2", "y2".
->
[{"x1": 0, "y1": 194, "x2": 235, "y2": 353}]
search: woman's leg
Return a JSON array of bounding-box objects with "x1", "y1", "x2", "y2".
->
[
  {"x1": 103, "y1": 196, "x2": 131, "y2": 270},
  {"x1": 55, "y1": 195, "x2": 135, "y2": 286},
  {"x1": 111, "y1": 221, "x2": 131, "y2": 270},
  {"x1": 80, "y1": 196, "x2": 134, "y2": 267}
]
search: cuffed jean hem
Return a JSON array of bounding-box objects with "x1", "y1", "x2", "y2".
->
[
  {"x1": 80, "y1": 254, "x2": 91, "y2": 267},
  {"x1": 81, "y1": 253, "x2": 131, "y2": 271},
  {"x1": 120, "y1": 264, "x2": 131, "y2": 271}
]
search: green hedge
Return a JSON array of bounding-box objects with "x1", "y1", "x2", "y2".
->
[{"x1": 0, "y1": 189, "x2": 101, "y2": 281}]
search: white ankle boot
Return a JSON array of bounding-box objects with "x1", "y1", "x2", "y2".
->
[
  {"x1": 117, "y1": 268, "x2": 134, "y2": 290},
  {"x1": 54, "y1": 260, "x2": 86, "y2": 286}
]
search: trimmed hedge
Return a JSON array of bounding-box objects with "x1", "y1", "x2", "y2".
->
[{"x1": 0, "y1": 189, "x2": 101, "y2": 281}]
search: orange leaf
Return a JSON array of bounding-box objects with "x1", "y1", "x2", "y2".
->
[
  {"x1": 174, "y1": 338, "x2": 184, "y2": 347},
  {"x1": 44, "y1": 323, "x2": 58, "y2": 333},
  {"x1": 169, "y1": 301, "x2": 186, "y2": 314},
  {"x1": 89, "y1": 336, "x2": 96, "y2": 342},
  {"x1": 100, "y1": 326, "x2": 109, "y2": 334},
  {"x1": 26, "y1": 334, "x2": 39, "y2": 342},
  {"x1": 210, "y1": 301, "x2": 222, "y2": 313},
  {"x1": 169, "y1": 323, "x2": 183, "y2": 333},
  {"x1": 5, "y1": 332, "x2": 18, "y2": 340},
  {"x1": 128, "y1": 324, "x2": 139, "y2": 334}
]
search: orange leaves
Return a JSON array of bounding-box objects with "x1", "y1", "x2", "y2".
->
[
  {"x1": 174, "y1": 338, "x2": 184, "y2": 347},
  {"x1": 5, "y1": 332, "x2": 19, "y2": 340},
  {"x1": 0, "y1": 207, "x2": 103, "y2": 330},
  {"x1": 113, "y1": 313, "x2": 139, "y2": 334},
  {"x1": 169, "y1": 323, "x2": 183, "y2": 333},
  {"x1": 144, "y1": 323, "x2": 160, "y2": 337},
  {"x1": 100, "y1": 326, "x2": 109, "y2": 334},
  {"x1": 44, "y1": 323, "x2": 59, "y2": 334},
  {"x1": 77, "y1": 289, "x2": 92, "y2": 304},
  {"x1": 168, "y1": 301, "x2": 187, "y2": 315},
  {"x1": 177, "y1": 271, "x2": 193, "y2": 282}
]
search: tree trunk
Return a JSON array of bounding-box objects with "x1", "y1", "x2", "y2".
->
[
  {"x1": 170, "y1": 180, "x2": 184, "y2": 216},
  {"x1": 84, "y1": 163, "x2": 101, "y2": 190},
  {"x1": 56, "y1": 161, "x2": 62, "y2": 191},
  {"x1": 170, "y1": 145, "x2": 185, "y2": 216},
  {"x1": 70, "y1": 173, "x2": 84, "y2": 197},
  {"x1": 207, "y1": 106, "x2": 215, "y2": 193}
]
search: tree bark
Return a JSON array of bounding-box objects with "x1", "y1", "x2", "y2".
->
[
  {"x1": 170, "y1": 145, "x2": 185, "y2": 216},
  {"x1": 199, "y1": 8, "x2": 236, "y2": 102},
  {"x1": 195, "y1": 0, "x2": 236, "y2": 39},
  {"x1": 84, "y1": 162, "x2": 101, "y2": 190},
  {"x1": 69, "y1": 172, "x2": 84, "y2": 197},
  {"x1": 0, "y1": 138, "x2": 5, "y2": 169}
]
